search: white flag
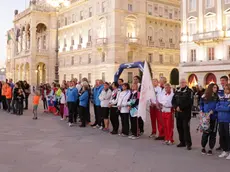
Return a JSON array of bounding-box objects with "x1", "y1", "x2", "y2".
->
[{"x1": 138, "y1": 61, "x2": 156, "y2": 122}]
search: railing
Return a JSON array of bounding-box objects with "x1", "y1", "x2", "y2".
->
[
  {"x1": 193, "y1": 31, "x2": 224, "y2": 41},
  {"x1": 87, "y1": 42, "x2": 92, "y2": 48},
  {"x1": 70, "y1": 46, "x2": 74, "y2": 51},
  {"x1": 77, "y1": 44, "x2": 82, "y2": 50},
  {"x1": 147, "y1": 40, "x2": 154, "y2": 47},
  {"x1": 159, "y1": 42, "x2": 165, "y2": 48},
  {"x1": 126, "y1": 37, "x2": 140, "y2": 44},
  {"x1": 37, "y1": 49, "x2": 49, "y2": 56},
  {"x1": 170, "y1": 43, "x2": 175, "y2": 49},
  {"x1": 96, "y1": 38, "x2": 107, "y2": 46}
]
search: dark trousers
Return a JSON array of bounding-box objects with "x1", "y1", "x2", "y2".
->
[
  {"x1": 86, "y1": 103, "x2": 91, "y2": 123},
  {"x1": 201, "y1": 119, "x2": 218, "y2": 149},
  {"x1": 79, "y1": 106, "x2": 87, "y2": 126},
  {"x1": 138, "y1": 117, "x2": 144, "y2": 133},
  {"x1": 18, "y1": 102, "x2": 23, "y2": 115},
  {"x1": 24, "y1": 95, "x2": 29, "y2": 109},
  {"x1": 121, "y1": 113, "x2": 130, "y2": 135},
  {"x1": 54, "y1": 100, "x2": 60, "y2": 113},
  {"x1": 96, "y1": 106, "x2": 103, "y2": 127},
  {"x1": 11, "y1": 99, "x2": 17, "y2": 113},
  {"x1": 219, "y1": 122, "x2": 230, "y2": 152},
  {"x1": 6, "y1": 99, "x2": 12, "y2": 112},
  {"x1": 2, "y1": 96, "x2": 7, "y2": 110},
  {"x1": 176, "y1": 113, "x2": 192, "y2": 147},
  {"x1": 60, "y1": 104, "x2": 64, "y2": 118},
  {"x1": 131, "y1": 116, "x2": 138, "y2": 136},
  {"x1": 110, "y1": 107, "x2": 119, "y2": 132},
  {"x1": 68, "y1": 102, "x2": 76, "y2": 123},
  {"x1": 43, "y1": 98, "x2": 48, "y2": 110}
]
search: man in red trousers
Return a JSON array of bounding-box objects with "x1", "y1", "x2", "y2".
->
[{"x1": 150, "y1": 77, "x2": 166, "y2": 140}]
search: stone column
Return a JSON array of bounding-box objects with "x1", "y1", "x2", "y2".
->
[{"x1": 216, "y1": 0, "x2": 222, "y2": 30}]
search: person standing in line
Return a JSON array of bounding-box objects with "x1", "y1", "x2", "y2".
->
[
  {"x1": 23, "y1": 81, "x2": 31, "y2": 110},
  {"x1": 79, "y1": 84, "x2": 89, "y2": 127},
  {"x1": 154, "y1": 77, "x2": 167, "y2": 140},
  {"x1": 66, "y1": 81, "x2": 78, "y2": 127},
  {"x1": 109, "y1": 82, "x2": 121, "y2": 135},
  {"x1": 117, "y1": 83, "x2": 131, "y2": 137},
  {"x1": 11, "y1": 83, "x2": 19, "y2": 114},
  {"x1": 1, "y1": 81, "x2": 8, "y2": 111},
  {"x1": 91, "y1": 80, "x2": 99, "y2": 127},
  {"x1": 92, "y1": 80, "x2": 104, "y2": 129},
  {"x1": 32, "y1": 90, "x2": 40, "y2": 120},
  {"x1": 59, "y1": 88, "x2": 66, "y2": 120},
  {"x1": 159, "y1": 83, "x2": 174, "y2": 145},
  {"x1": 215, "y1": 83, "x2": 230, "y2": 160},
  {"x1": 216, "y1": 75, "x2": 228, "y2": 151},
  {"x1": 99, "y1": 82, "x2": 112, "y2": 132},
  {"x1": 17, "y1": 89, "x2": 25, "y2": 115},
  {"x1": 199, "y1": 83, "x2": 219, "y2": 155},
  {"x1": 5, "y1": 83, "x2": 12, "y2": 113},
  {"x1": 128, "y1": 83, "x2": 140, "y2": 140},
  {"x1": 118, "y1": 79, "x2": 124, "y2": 91},
  {"x1": 0, "y1": 81, "x2": 2, "y2": 109},
  {"x1": 149, "y1": 78, "x2": 162, "y2": 138},
  {"x1": 172, "y1": 78, "x2": 193, "y2": 150},
  {"x1": 133, "y1": 76, "x2": 144, "y2": 135}
]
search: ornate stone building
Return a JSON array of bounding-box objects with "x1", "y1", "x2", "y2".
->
[
  {"x1": 58, "y1": 0, "x2": 180, "y2": 83},
  {"x1": 6, "y1": 0, "x2": 57, "y2": 86},
  {"x1": 180, "y1": 0, "x2": 230, "y2": 87},
  {"x1": 6, "y1": 0, "x2": 180, "y2": 85}
]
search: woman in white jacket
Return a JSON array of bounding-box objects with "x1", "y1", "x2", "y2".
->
[
  {"x1": 117, "y1": 83, "x2": 131, "y2": 136},
  {"x1": 99, "y1": 82, "x2": 112, "y2": 131},
  {"x1": 109, "y1": 82, "x2": 121, "y2": 135}
]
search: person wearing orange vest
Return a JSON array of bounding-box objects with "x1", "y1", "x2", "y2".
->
[
  {"x1": 5, "y1": 83, "x2": 12, "y2": 112},
  {"x1": 1, "y1": 81, "x2": 8, "y2": 111}
]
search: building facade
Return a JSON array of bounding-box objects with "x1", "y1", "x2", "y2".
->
[
  {"x1": 6, "y1": 0, "x2": 57, "y2": 86},
  {"x1": 58, "y1": 0, "x2": 181, "y2": 84},
  {"x1": 180, "y1": 0, "x2": 230, "y2": 88},
  {"x1": 6, "y1": 0, "x2": 180, "y2": 86}
]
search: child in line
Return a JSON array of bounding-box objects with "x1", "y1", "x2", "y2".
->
[
  {"x1": 60, "y1": 88, "x2": 66, "y2": 120},
  {"x1": 17, "y1": 89, "x2": 24, "y2": 115},
  {"x1": 33, "y1": 90, "x2": 40, "y2": 120}
]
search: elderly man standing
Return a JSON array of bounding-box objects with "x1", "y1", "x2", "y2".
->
[{"x1": 172, "y1": 78, "x2": 193, "y2": 150}]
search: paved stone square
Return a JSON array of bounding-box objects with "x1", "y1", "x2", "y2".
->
[{"x1": 0, "y1": 105, "x2": 229, "y2": 172}]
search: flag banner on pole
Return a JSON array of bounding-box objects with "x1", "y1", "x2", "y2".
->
[
  {"x1": 7, "y1": 32, "x2": 12, "y2": 44},
  {"x1": 137, "y1": 61, "x2": 156, "y2": 122}
]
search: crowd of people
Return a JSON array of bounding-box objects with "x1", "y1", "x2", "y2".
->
[{"x1": 0, "y1": 75, "x2": 230, "y2": 160}]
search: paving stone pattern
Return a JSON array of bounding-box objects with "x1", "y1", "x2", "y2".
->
[{"x1": 0, "y1": 105, "x2": 229, "y2": 172}]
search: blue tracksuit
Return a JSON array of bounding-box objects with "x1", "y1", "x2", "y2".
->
[
  {"x1": 79, "y1": 91, "x2": 89, "y2": 107},
  {"x1": 93, "y1": 85, "x2": 104, "y2": 106},
  {"x1": 200, "y1": 95, "x2": 219, "y2": 120},
  {"x1": 216, "y1": 97, "x2": 230, "y2": 123},
  {"x1": 66, "y1": 87, "x2": 78, "y2": 102},
  {"x1": 218, "y1": 89, "x2": 224, "y2": 99}
]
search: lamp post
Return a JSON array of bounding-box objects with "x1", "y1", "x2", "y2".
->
[{"x1": 47, "y1": 0, "x2": 70, "y2": 84}]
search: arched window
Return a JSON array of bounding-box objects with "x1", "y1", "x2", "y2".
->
[
  {"x1": 188, "y1": 74, "x2": 198, "y2": 88},
  {"x1": 169, "y1": 30, "x2": 173, "y2": 43},
  {"x1": 159, "y1": 29, "x2": 164, "y2": 42},
  {"x1": 205, "y1": 73, "x2": 216, "y2": 86}
]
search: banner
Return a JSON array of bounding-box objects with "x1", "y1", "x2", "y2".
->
[{"x1": 138, "y1": 61, "x2": 156, "y2": 122}]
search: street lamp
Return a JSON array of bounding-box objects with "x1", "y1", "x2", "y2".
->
[{"x1": 47, "y1": 0, "x2": 70, "y2": 84}]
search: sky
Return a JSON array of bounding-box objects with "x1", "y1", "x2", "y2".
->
[{"x1": 0, "y1": 0, "x2": 27, "y2": 67}]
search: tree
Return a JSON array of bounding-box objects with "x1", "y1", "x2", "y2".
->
[{"x1": 170, "y1": 68, "x2": 179, "y2": 86}]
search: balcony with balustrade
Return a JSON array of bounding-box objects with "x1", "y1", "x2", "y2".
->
[
  {"x1": 192, "y1": 30, "x2": 224, "y2": 44},
  {"x1": 126, "y1": 37, "x2": 140, "y2": 48},
  {"x1": 37, "y1": 48, "x2": 49, "y2": 56},
  {"x1": 96, "y1": 38, "x2": 107, "y2": 47}
]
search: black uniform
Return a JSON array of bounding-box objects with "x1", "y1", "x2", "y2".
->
[
  {"x1": 172, "y1": 86, "x2": 193, "y2": 148},
  {"x1": 17, "y1": 94, "x2": 24, "y2": 115}
]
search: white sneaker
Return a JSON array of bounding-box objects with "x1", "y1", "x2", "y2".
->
[
  {"x1": 131, "y1": 136, "x2": 139, "y2": 140},
  {"x1": 128, "y1": 135, "x2": 134, "y2": 139},
  {"x1": 99, "y1": 126, "x2": 103, "y2": 130},
  {"x1": 162, "y1": 141, "x2": 168, "y2": 145},
  {"x1": 60, "y1": 118, "x2": 64, "y2": 121},
  {"x1": 226, "y1": 154, "x2": 230, "y2": 160},
  {"x1": 219, "y1": 151, "x2": 228, "y2": 158},
  {"x1": 68, "y1": 123, "x2": 73, "y2": 127},
  {"x1": 167, "y1": 141, "x2": 173, "y2": 145},
  {"x1": 149, "y1": 134, "x2": 156, "y2": 138}
]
